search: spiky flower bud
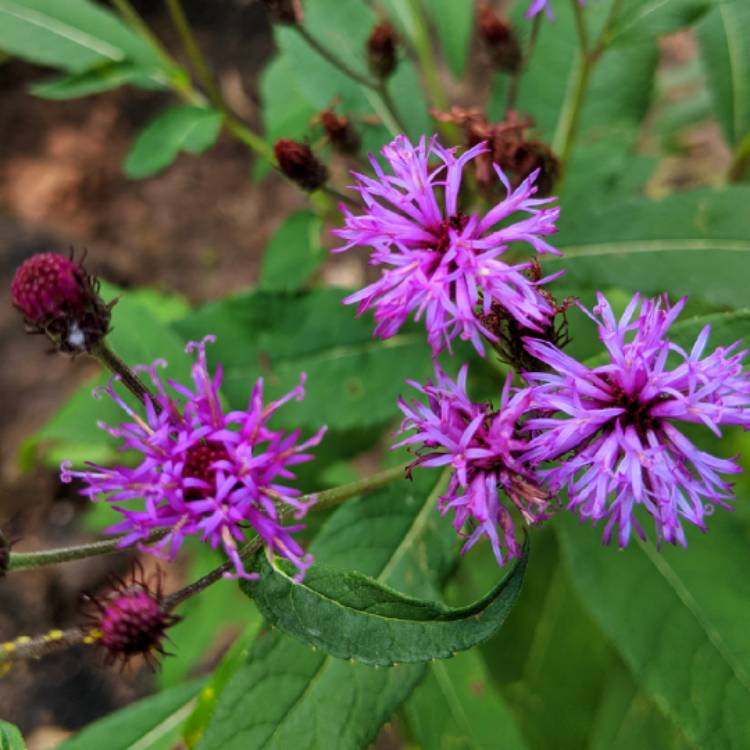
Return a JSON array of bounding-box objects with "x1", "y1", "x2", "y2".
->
[
  {"x1": 88, "y1": 567, "x2": 179, "y2": 669},
  {"x1": 274, "y1": 139, "x2": 328, "y2": 191},
  {"x1": 320, "y1": 109, "x2": 361, "y2": 155},
  {"x1": 261, "y1": 0, "x2": 304, "y2": 25},
  {"x1": 478, "y1": 4, "x2": 522, "y2": 73},
  {"x1": 11, "y1": 252, "x2": 112, "y2": 354},
  {"x1": 367, "y1": 21, "x2": 397, "y2": 79}
]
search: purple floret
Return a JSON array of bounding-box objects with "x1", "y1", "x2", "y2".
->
[
  {"x1": 334, "y1": 134, "x2": 560, "y2": 356},
  {"x1": 395, "y1": 363, "x2": 547, "y2": 565},
  {"x1": 523, "y1": 293, "x2": 750, "y2": 547},
  {"x1": 62, "y1": 335, "x2": 326, "y2": 581}
]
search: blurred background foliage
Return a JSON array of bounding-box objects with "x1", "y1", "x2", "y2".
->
[{"x1": 1, "y1": 0, "x2": 750, "y2": 748}]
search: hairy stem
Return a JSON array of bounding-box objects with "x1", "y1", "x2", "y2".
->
[
  {"x1": 91, "y1": 340, "x2": 155, "y2": 408},
  {"x1": 308, "y1": 463, "x2": 407, "y2": 512},
  {"x1": 0, "y1": 626, "x2": 99, "y2": 665},
  {"x1": 8, "y1": 529, "x2": 169, "y2": 572}
]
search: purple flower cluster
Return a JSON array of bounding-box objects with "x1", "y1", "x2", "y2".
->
[
  {"x1": 333, "y1": 132, "x2": 750, "y2": 566},
  {"x1": 523, "y1": 294, "x2": 750, "y2": 546},
  {"x1": 334, "y1": 135, "x2": 560, "y2": 356},
  {"x1": 62, "y1": 336, "x2": 326, "y2": 581},
  {"x1": 526, "y1": 0, "x2": 585, "y2": 20},
  {"x1": 396, "y1": 365, "x2": 547, "y2": 565}
]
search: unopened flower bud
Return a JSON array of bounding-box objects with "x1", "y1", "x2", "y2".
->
[
  {"x1": 274, "y1": 139, "x2": 328, "y2": 191},
  {"x1": 478, "y1": 4, "x2": 521, "y2": 73},
  {"x1": 320, "y1": 110, "x2": 360, "y2": 155},
  {"x1": 261, "y1": 0, "x2": 303, "y2": 25},
  {"x1": 11, "y1": 252, "x2": 113, "y2": 355},
  {"x1": 88, "y1": 567, "x2": 179, "y2": 669},
  {"x1": 367, "y1": 21, "x2": 398, "y2": 79}
]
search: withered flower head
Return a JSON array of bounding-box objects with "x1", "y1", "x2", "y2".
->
[
  {"x1": 11, "y1": 252, "x2": 113, "y2": 355},
  {"x1": 478, "y1": 3, "x2": 522, "y2": 73},
  {"x1": 320, "y1": 109, "x2": 361, "y2": 155}
]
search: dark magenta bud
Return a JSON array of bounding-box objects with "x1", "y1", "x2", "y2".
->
[
  {"x1": 274, "y1": 139, "x2": 328, "y2": 191},
  {"x1": 11, "y1": 252, "x2": 113, "y2": 355},
  {"x1": 367, "y1": 21, "x2": 398, "y2": 79}
]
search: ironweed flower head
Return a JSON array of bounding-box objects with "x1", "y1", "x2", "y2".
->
[
  {"x1": 62, "y1": 336, "x2": 326, "y2": 581},
  {"x1": 274, "y1": 139, "x2": 328, "y2": 191},
  {"x1": 523, "y1": 293, "x2": 750, "y2": 547},
  {"x1": 86, "y1": 565, "x2": 179, "y2": 669},
  {"x1": 334, "y1": 135, "x2": 560, "y2": 356},
  {"x1": 367, "y1": 21, "x2": 398, "y2": 79},
  {"x1": 395, "y1": 364, "x2": 547, "y2": 565},
  {"x1": 11, "y1": 252, "x2": 112, "y2": 354},
  {"x1": 478, "y1": 3, "x2": 521, "y2": 73}
]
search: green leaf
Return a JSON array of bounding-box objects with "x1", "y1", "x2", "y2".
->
[
  {"x1": 31, "y1": 60, "x2": 167, "y2": 99},
  {"x1": 405, "y1": 649, "x2": 529, "y2": 750},
  {"x1": 697, "y1": 0, "x2": 750, "y2": 148},
  {"x1": 558, "y1": 507, "x2": 750, "y2": 750},
  {"x1": 424, "y1": 0, "x2": 474, "y2": 79},
  {"x1": 552, "y1": 187, "x2": 750, "y2": 308},
  {"x1": 259, "y1": 211, "x2": 325, "y2": 292},
  {"x1": 607, "y1": 0, "x2": 714, "y2": 42},
  {"x1": 243, "y1": 544, "x2": 526, "y2": 666},
  {"x1": 0, "y1": 721, "x2": 26, "y2": 750},
  {"x1": 197, "y1": 472, "x2": 462, "y2": 750},
  {"x1": 20, "y1": 285, "x2": 192, "y2": 468},
  {"x1": 59, "y1": 680, "x2": 204, "y2": 750},
  {"x1": 173, "y1": 288, "x2": 436, "y2": 432},
  {"x1": 124, "y1": 105, "x2": 223, "y2": 179},
  {"x1": 0, "y1": 0, "x2": 161, "y2": 73}
]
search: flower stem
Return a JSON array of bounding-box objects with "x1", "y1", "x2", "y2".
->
[
  {"x1": 306, "y1": 463, "x2": 407, "y2": 512},
  {"x1": 292, "y1": 25, "x2": 408, "y2": 135},
  {"x1": 90, "y1": 340, "x2": 155, "y2": 408},
  {"x1": 8, "y1": 529, "x2": 169, "y2": 572},
  {"x1": 0, "y1": 626, "x2": 99, "y2": 665},
  {"x1": 321, "y1": 185, "x2": 362, "y2": 209},
  {"x1": 728, "y1": 128, "x2": 750, "y2": 182}
]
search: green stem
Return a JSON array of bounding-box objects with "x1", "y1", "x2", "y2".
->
[
  {"x1": 6, "y1": 466, "x2": 407, "y2": 573},
  {"x1": 307, "y1": 464, "x2": 407, "y2": 512},
  {"x1": 728, "y1": 129, "x2": 750, "y2": 182},
  {"x1": 321, "y1": 184, "x2": 361, "y2": 209},
  {"x1": 293, "y1": 26, "x2": 408, "y2": 136},
  {"x1": 91, "y1": 340, "x2": 155, "y2": 408},
  {"x1": 164, "y1": 0, "x2": 224, "y2": 108},
  {"x1": 8, "y1": 529, "x2": 169, "y2": 572},
  {"x1": 109, "y1": 0, "x2": 195, "y2": 102},
  {"x1": 553, "y1": 0, "x2": 593, "y2": 182}
]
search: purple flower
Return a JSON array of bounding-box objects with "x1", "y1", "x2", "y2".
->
[
  {"x1": 526, "y1": 0, "x2": 584, "y2": 19},
  {"x1": 62, "y1": 336, "x2": 326, "y2": 581},
  {"x1": 333, "y1": 135, "x2": 560, "y2": 356},
  {"x1": 395, "y1": 364, "x2": 547, "y2": 565},
  {"x1": 523, "y1": 293, "x2": 750, "y2": 547}
]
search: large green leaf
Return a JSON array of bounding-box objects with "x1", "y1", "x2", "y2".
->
[
  {"x1": 0, "y1": 721, "x2": 25, "y2": 750},
  {"x1": 197, "y1": 471, "x2": 462, "y2": 750},
  {"x1": 553, "y1": 187, "x2": 750, "y2": 308},
  {"x1": 558, "y1": 311, "x2": 750, "y2": 749},
  {"x1": 173, "y1": 288, "x2": 435, "y2": 432},
  {"x1": 697, "y1": 0, "x2": 750, "y2": 148},
  {"x1": 59, "y1": 680, "x2": 204, "y2": 750},
  {"x1": 258, "y1": 211, "x2": 325, "y2": 292},
  {"x1": 244, "y1": 545, "x2": 526, "y2": 666},
  {"x1": 124, "y1": 105, "x2": 223, "y2": 179},
  {"x1": 607, "y1": 0, "x2": 714, "y2": 42},
  {"x1": 0, "y1": 0, "x2": 161, "y2": 72},
  {"x1": 405, "y1": 649, "x2": 529, "y2": 750}
]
